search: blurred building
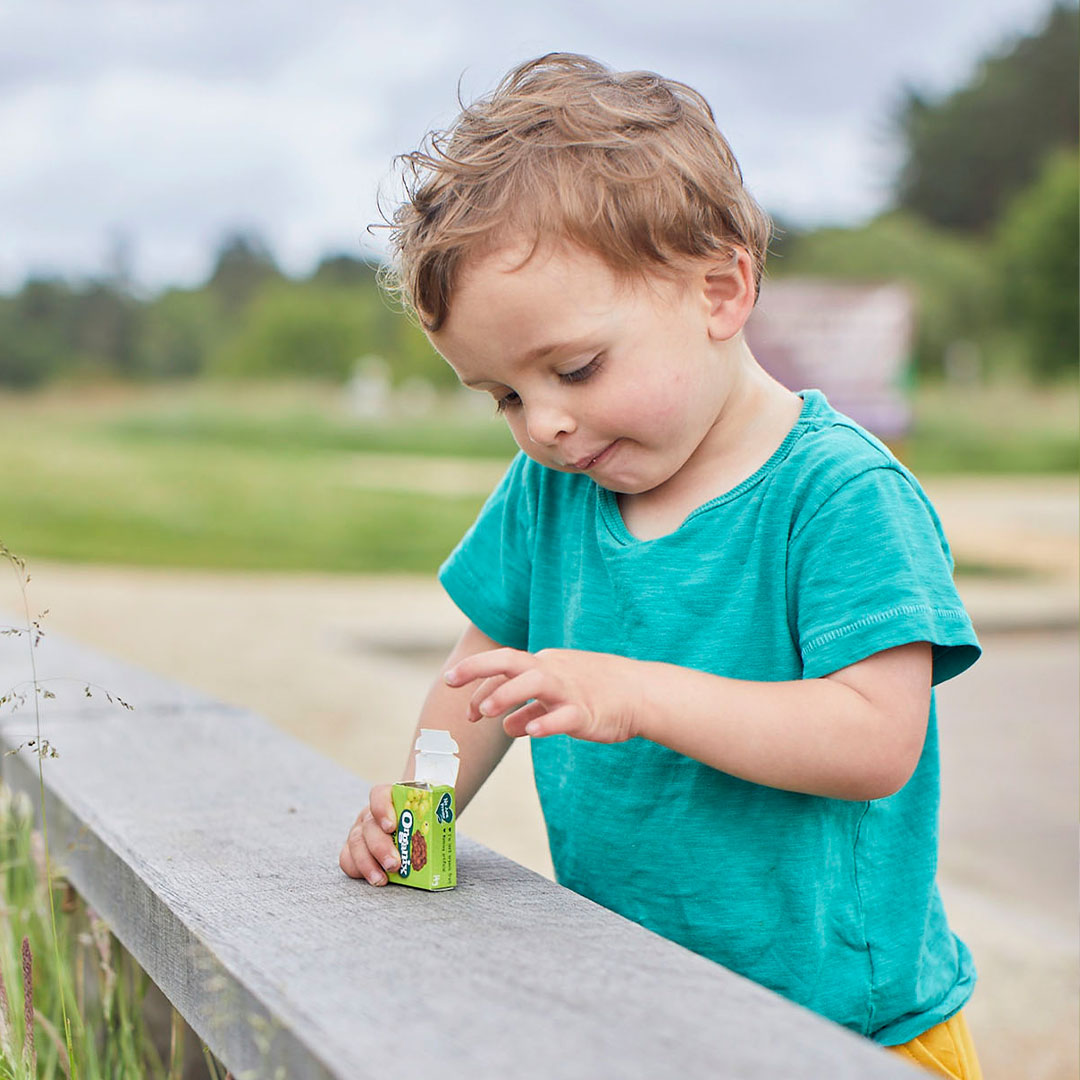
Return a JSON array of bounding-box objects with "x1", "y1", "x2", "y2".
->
[{"x1": 745, "y1": 281, "x2": 915, "y2": 443}]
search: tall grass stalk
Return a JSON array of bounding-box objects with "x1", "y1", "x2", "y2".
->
[
  {"x1": 0, "y1": 784, "x2": 198, "y2": 1078},
  {"x1": 0, "y1": 544, "x2": 76, "y2": 1079},
  {"x1": 0, "y1": 546, "x2": 213, "y2": 1078}
]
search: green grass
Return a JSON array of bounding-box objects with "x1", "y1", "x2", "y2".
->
[
  {"x1": 0, "y1": 783, "x2": 198, "y2": 1078},
  {"x1": 900, "y1": 377, "x2": 1078, "y2": 474},
  {"x1": 0, "y1": 376, "x2": 1074, "y2": 573},
  {"x1": 107, "y1": 407, "x2": 517, "y2": 459},
  {"x1": 0, "y1": 382, "x2": 508, "y2": 572}
]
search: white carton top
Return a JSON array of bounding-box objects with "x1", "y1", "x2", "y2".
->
[{"x1": 414, "y1": 728, "x2": 460, "y2": 787}]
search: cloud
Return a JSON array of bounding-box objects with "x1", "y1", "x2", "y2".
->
[{"x1": 0, "y1": 0, "x2": 1060, "y2": 290}]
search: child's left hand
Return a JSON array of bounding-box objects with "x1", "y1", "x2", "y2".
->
[{"x1": 443, "y1": 647, "x2": 638, "y2": 742}]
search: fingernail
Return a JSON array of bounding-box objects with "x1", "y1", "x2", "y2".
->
[
  {"x1": 480, "y1": 698, "x2": 494, "y2": 716},
  {"x1": 369, "y1": 871, "x2": 386, "y2": 886},
  {"x1": 382, "y1": 818, "x2": 395, "y2": 832},
  {"x1": 443, "y1": 669, "x2": 456, "y2": 685},
  {"x1": 382, "y1": 857, "x2": 399, "y2": 873},
  {"x1": 525, "y1": 721, "x2": 541, "y2": 736}
]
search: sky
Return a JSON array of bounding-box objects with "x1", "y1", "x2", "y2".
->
[{"x1": 0, "y1": 0, "x2": 1063, "y2": 293}]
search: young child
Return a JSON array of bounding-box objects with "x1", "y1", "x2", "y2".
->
[{"x1": 339, "y1": 53, "x2": 983, "y2": 1078}]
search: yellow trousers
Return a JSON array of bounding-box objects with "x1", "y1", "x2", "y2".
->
[{"x1": 888, "y1": 1010, "x2": 983, "y2": 1079}]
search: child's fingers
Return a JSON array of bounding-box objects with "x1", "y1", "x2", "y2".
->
[
  {"x1": 340, "y1": 801, "x2": 401, "y2": 886},
  {"x1": 476, "y1": 668, "x2": 546, "y2": 718},
  {"x1": 368, "y1": 784, "x2": 397, "y2": 832},
  {"x1": 340, "y1": 811, "x2": 386, "y2": 884},
  {"x1": 517, "y1": 704, "x2": 581, "y2": 739},
  {"x1": 444, "y1": 647, "x2": 532, "y2": 688},
  {"x1": 501, "y1": 699, "x2": 548, "y2": 737},
  {"x1": 361, "y1": 814, "x2": 402, "y2": 880},
  {"x1": 339, "y1": 840, "x2": 362, "y2": 878},
  {"x1": 467, "y1": 674, "x2": 506, "y2": 722}
]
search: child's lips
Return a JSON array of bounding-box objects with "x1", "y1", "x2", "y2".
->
[{"x1": 570, "y1": 441, "x2": 617, "y2": 470}]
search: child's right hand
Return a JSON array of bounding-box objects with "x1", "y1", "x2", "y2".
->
[{"x1": 339, "y1": 784, "x2": 401, "y2": 886}]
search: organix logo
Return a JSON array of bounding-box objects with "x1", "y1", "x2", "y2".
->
[
  {"x1": 436, "y1": 793, "x2": 454, "y2": 824},
  {"x1": 397, "y1": 809, "x2": 414, "y2": 877}
]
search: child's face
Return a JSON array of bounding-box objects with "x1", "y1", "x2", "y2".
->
[{"x1": 429, "y1": 238, "x2": 739, "y2": 496}]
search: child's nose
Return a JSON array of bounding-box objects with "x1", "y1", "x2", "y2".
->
[{"x1": 525, "y1": 400, "x2": 576, "y2": 447}]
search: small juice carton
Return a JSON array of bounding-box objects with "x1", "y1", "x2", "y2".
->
[{"x1": 387, "y1": 729, "x2": 459, "y2": 891}]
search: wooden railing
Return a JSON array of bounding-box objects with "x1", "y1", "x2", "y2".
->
[{"x1": 0, "y1": 628, "x2": 916, "y2": 1078}]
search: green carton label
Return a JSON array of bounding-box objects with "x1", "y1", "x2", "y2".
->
[{"x1": 387, "y1": 783, "x2": 456, "y2": 890}]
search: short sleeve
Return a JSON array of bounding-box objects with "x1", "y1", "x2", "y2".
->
[
  {"x1": 438, "y1": 452, "x2": 536, "y2": 649},
  {"x1": 787, "y1": 466, "x2": 981, "y2": 685}
]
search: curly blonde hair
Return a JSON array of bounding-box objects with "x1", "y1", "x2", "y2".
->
[{"x1": 381, "y1": 52, "x2": 773, "y2": 332}]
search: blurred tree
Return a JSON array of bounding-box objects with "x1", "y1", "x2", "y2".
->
[
  {"x1": 0, "y1": 295, "x2": 60, "y2": 387},
  {"x1": 765, "y1": 215, "x2": 802, "y2": 264},
  {"x1": 17, "y1": 277, "x2": 72, "y2": 326},
  {"x1": 768, "y1": 211, "x2": 997, "y2": 374},
  {"x1": 211, "y1": 282, "x2": 379, "y2": 380},
  {"x1": 894, "y1": 3, "x2": 1079, "y2": 232},
  {"x1": 387, "y1": 312, "x2": 455, "y2": 387},
  {"x1": 69, "y1": 282, "x2": 142, "y2": 375},
  {"x1": 206, "y1": 230, "x2": 283, "y2": 313},
  {"x1": 138, "y1": 288, "x2": 220, "y2": 377},
  {"x1": 0, "y1": 278, "x2": 73, "y2": 386},
  {"x1": 105, "y1": 228, "x2": 136, "y2": 293},
  {"x1": 995, "y1": 147, "x2": 1079, "y2": 378},
  {"x1": 209, "y1": 276, "x2": 454, "y2": 386},
  {"x1": 310, "y1": 254, "x2": 380, "y2": 288}
]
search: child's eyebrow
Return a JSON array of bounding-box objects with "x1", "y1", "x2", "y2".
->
[{"x1": 461, "y1": 337, "x2": 595, "y2": 387}]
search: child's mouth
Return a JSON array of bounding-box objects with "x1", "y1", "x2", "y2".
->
[{"x1": 571, "y1": 441, "x2": 618, "y2": 470}]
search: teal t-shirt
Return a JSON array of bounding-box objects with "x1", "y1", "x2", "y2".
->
[{"x1": 438, "y1": 388, "x2": 981, "y2": 1044}]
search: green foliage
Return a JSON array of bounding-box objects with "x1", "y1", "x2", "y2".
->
[
  {"x1": 770, "y1": 212, "x2": 997, "y2": 373},
  {"x1": 0, "y1": 300, "x2": 59, "y2": 389},
  {"x1": 894, "y1": 3, "x2": 1079, "y2": 232},
  {"x1": 210, "y1": 283, "x2": 368, "y2": 379},
  {"x1": 0, "y1": 248, "x2": 455, "y2": 389},
  {"x1": 0, "y1": 278, "x2": 146, "y2": 386},
  {"x1": 994, "y1": 148, "x2": 1080, "y2": 378},
  {"x1": 310, "y1": 253, "x2": 381, "y2": 288},
  {"x1": 209, "y1": 280, "x2": 451, "y2": 386},
  {"x1": 205, "y1": 230, "x2": 283, "y2": 314},
  {"x1": 385, "y1": 310, "x2": 458, "y2": 388},
  {"x1": 138, "y1": 289, "x2": 221, "y2": 378},
  {"x1": 68, "y1": 285, "x2": 142, "y2": 377}
]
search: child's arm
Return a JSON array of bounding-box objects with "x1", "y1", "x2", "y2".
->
[
  {"x1": 339, "y1": 621, "x2": 514, "y2": 884},
  {"x1": 443, "y1": 642, "x2": 932, "y2": 801}
]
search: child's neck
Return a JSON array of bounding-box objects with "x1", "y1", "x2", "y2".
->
[{"x1": 618, "y1": 349, "x2": 802, "y2": 541}]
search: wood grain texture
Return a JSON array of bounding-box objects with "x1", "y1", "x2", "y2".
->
[{"x1": 0, "y1": 627, "x2": 918, "y2": 1079}]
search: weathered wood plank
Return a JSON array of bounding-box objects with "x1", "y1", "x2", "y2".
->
[{"x1": 0, "y1": 627, "x2": 917, "y2": 1079}]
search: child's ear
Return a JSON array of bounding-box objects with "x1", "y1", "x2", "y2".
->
[{"x1": 702, "y1": 248, "x2": 756, "y2": 343}]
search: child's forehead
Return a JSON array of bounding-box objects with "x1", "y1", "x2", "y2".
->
[
  {"x1": 459, "y1": 234, "x2": 597, "y2": 282},
  {"x1": 457, "y1": 234, "x2": 682, "y2": 303},
  {"x1": 453, "y1": 241, "x2": 655, "y2": 339}
]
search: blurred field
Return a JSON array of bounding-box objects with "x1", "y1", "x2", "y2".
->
[
  {"x1": 903, "y1": 377, "x2": 1078, "y2": 475},
  {"x1": 1, "y1": 380, "x2": 511, "y2": 572},
  {"x1": 1, "y1": 376, "x2": 1075, "y2": 572}
]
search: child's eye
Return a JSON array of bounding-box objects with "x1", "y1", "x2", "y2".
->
[
  {"x1": 492, "y1": 355, "x2": 602, "y2": 414},
  {"x1": 559, "y1": 355, "x2": 603, "y2": 384}
]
